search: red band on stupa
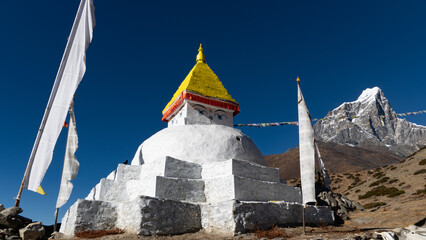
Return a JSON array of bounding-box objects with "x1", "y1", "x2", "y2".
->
[{"x1": 162, "y1": 92, "x2": 240, "y2": 122}]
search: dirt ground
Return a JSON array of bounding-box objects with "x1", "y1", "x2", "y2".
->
[{"x1": 59, "y1": 226, "x2": 388, "y2": 240}]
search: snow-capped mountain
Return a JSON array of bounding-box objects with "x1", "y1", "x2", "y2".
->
[{"x1": 313, "y1": 87, "x2": 426, "y2": 156}]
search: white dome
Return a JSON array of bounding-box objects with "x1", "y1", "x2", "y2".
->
[{"x1": 131, "y1": 125, "x2": 265, "y2": 166}]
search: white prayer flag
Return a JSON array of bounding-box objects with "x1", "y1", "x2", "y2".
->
[
  {"x1": 315, "y1": 140, "x2": 331, "y2": 190},
  {"x1": 23, "y1": 0, "x2": 95, "y2": 192},
  {"x1": 56, "y1": 104, "x2": 79, "y2": 208},
  {"x1": 297, "y1": 81, "x2": 316, "y2": 204}
]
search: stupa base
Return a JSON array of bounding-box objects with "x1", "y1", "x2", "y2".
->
[{"x1": 60, "y1": 196, "x2": 334, "y2": 237}]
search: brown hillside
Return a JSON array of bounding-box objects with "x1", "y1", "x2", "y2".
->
[
  {"x1": 265, "y1": 141, "x2": 402, "y2": 180},
  {"x1": 287, "y1": 146, "x2": 426, "y2": 229}
]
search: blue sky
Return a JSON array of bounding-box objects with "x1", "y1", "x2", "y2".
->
[{"x1": 0, "y1": 0, "x2": 425, "y2": 225}]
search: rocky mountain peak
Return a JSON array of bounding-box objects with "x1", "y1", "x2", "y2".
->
[
  {"x1": 356, "y1": 86, "x2": 382, "y2": 103},
  {"x1": 314, "y1": 87, "x2": 426, "y2": 156}
]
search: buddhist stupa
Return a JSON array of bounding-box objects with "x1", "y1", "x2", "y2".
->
[
  {"x1": 130, "y1": 45, "x2": 264, "y2": 166},
  {"x1": 60, "y1": 45, "x2": 334, "y2": 237},
  {"x1": 162, "y1": 44, "x2": 239, "y2": 125}
]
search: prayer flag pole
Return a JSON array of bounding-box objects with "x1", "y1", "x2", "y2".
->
[
  {"x1": 54, "y1": 208, "x2": 59, "y2": 232},
  {"x1": 54, "y1": 98, "x2": 79, "y2": 232},
  {"x1": 15, "y1": 0, "x2": 94, "y2": 207}
]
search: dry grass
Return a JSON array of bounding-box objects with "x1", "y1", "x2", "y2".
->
[
  {"x1": 75, "y1": 228, "x2": 124, "y2": 238},
  {"x1": 255, "y1": 225, "x2": 288, "y2": 239}
]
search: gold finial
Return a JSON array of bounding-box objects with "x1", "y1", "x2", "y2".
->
[
  {"x1": 296, "y1": 76, "x2": 300, "y2": 82},
  {"x1": 196, "y1": 44, "x2": 205, "y2": 63}
]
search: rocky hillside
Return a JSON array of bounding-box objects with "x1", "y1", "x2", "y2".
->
[
  {"x1": 265, "y1": 141, "x2": 402, "y2": 180},
  {"x1": 287, "y1": 146, "x2": 426, "y2": 228},
  {"x1": 313, "y1": 87, "x2": 426, "y2": 157}
]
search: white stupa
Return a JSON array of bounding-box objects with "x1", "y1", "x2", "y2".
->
[
  {"x1": 132, "y1": 44, "x2": 264, "y2": 166},
  {"x1": 59, "y1": 45, "x2": 334, "y2": 237}
]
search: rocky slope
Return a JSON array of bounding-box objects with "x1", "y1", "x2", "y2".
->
[
  {"x1": 286, "y1": 146, "x2": 426, "y2": 228},
  {"x1": 313, "y1": 87, "x2": 426, "y2": 157},
  {"x1": 265, "y1": 141, "x2": 402, "y2": 180}
]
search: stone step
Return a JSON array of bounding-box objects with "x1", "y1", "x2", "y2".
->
[
  {"x1": 60, "y1": 196, "x2": 201, "y2": 237},
  {"x1": 86, "y1": 176, "x2": 205, "y2": 203},
  {"x1": 200, "y1": 200, "x2": 334, "y2": 234},
  {"x1": 202, "y1": 159, "x2": 280, "y2": 183},
  {"x1": 112, "y1": 156, "x2": 202, "y2": 182},
  {"x1": 204, "y1": 175, "x2": 301, "y2": 203},
  {"x1": 85, "y1": 178, "x2": 156, "y2": 202},
  {"x1": 155, "y1": 176, "x2": 205, "y2": 202}
]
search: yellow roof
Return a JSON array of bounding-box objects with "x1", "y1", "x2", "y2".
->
[{"x1": 162, "y1": 45, "x2": 238, "y2": 114}]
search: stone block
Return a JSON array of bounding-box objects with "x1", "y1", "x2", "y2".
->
[
  {"x1": 60, "y1": 199, "x2": 118, "y2": 237},
  {"x1": 116, "y1": 164, "x2": 143, "y2": 181},
  {"x1": 135, "y1": 196, "x2": 201, "y2": 235},
  {"x1": 202, "y1": 159, "x2": 279, "y2": 182},
  {"x1": 105, "y1": 170, "x2": 117, "y2": 180},
  {"x1": 201, "y1": 200, "x2": 334, "y2": 234},
  {"x1": 85, "y1": 178, "x2": 117, "y2": 201},
  {"x1": 86, "y1": 175, "x2": 204, "y2": 203},
  {"x1": 155, "y1": 176, "x2": 205, "y2": 202},
  {"x1": 137, "y1": 156, "x2": 202, "y2": 180},
  {"x1": 61, "y1": 197, "x2": 201, "y2": 237},
  {"x1": 204, "y1": 175, "x2": 301, "y2": 203},
  {"x1": 163, "y1": 156, "x2": 202, "y2": 179},
  {"x1": 200, "y1": 200, "x2": 236, "y2": 235},
  {"x1": 86, "y1": 178, "x2": 157, "y2": 202},
  {"x1": 234, "y1": 176, "x2": 302, "y2": 203}
]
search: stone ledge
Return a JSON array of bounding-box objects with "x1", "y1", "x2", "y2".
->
[
  {"x1": 204, "y1": 175, "x2": 302, "y2": 203},
  {"x1": 201, "y1": 200, "x2": 335, "y2": 234},
  {"x1": 202, "y1": 159, "x2": 280, "y2": 182},
  {"x1": 60, "y1": 196, "x2": 202, "y2": 237}
]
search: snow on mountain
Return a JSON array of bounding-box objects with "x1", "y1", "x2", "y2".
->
[
  {"x1": 314, "y1": 87, "x2": 426, "y2": 156},
  {"x1": 356, "y1": 86, "x2": 381, "y2": 103}
]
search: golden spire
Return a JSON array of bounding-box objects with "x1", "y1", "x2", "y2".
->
[
  {"x1": 196, "y1": 44, "x2": 205, "y2": 63},
  {"x1": 296, "y1": 76, "x2": 300, "y2": 82}
]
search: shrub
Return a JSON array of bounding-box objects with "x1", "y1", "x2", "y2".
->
[
  {"x1": 369, "y1": 177, "x2": 390, "y2": 187},
  {"x1": 390, "y1": 166, "x2": 397, "y2": 170},
  {"x1": 363, "y1": 202, "x2": 386, "y2": 209},
  {"x1": 355, "y1": 189, "x2": 361, "y2": 193},
  {"x1": 347, "y1": 186, "x2": 354, "y2": 191},
  {"x1": 358, "y1": 186, "x2": 403, "y2": 199},
  {"x1": 414, "y1": 169, "x2": 426, "y2": 175},
  {"x1": 367, "y1": 170, "x2": 374, "y2": 174},
  {"x1": 373, "y1": 172, "x2": 385, "y2": 179},
  {"x1": 399, "y1": 182, "x2": 405, "y2": 186},
  {"x1": 388, "y1": 179, "x2": 398, "y2": 184},
  {"x1": 369, "y1": 182, "x2": 380, "y2": 187},
  {"x1": 388, "y1": 190, "x2": 405, "y2": 198},
  {"x1": 412, "y1": 189, "x2": 426, "y2": 195},
  {"x1": 420, "y1": 159, "x2": 426, "y2": 165}
]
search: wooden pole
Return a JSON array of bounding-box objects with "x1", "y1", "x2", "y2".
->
[
  {"x1": 302, "y1": 204, "x2": 306, "y2": 235},
  {"x1": 54, "y1": 208, "x2": 59, "y2": 232},
  {"x1": 14, "y1": 0, "x2": 87, "y2": 207}
]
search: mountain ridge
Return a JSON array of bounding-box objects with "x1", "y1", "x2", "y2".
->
[
  {"x1": 265, "y1": 86, "x2": 424, "y2": 180},
  {"x1": 313, "y1": 87, "x2": 426, "y2": 156}
]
